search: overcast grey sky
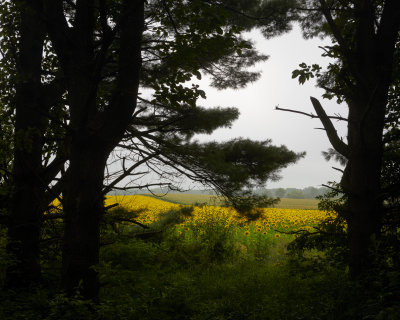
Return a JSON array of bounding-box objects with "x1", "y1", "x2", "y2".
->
[{"x1": 194, "y1": 24, "x2": 348, "y2": 189}]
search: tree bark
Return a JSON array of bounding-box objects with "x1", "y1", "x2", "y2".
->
[
  {"x1": 5, "y1": 0, "x2": 46, "y2": 287},
  {"x1": 342, "y1": 96, "x2": 386, "y2": 278},
  {"x1": 62, "y1": 144, "x2": 107, "y2": 298}
]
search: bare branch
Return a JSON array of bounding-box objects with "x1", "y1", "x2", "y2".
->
[
  {"x1": 322, "y1": 183, "x2": 342, "y2": 193},
  {"x1": 310, "y1": 96, "x2": 349, "y2": 157},
  {"x1": 332, "y1": 166, "x2": 344, "y2": 173},
  {"x1": 111, "y1": 182, "x2": 172, "y2": 191},
  {"x1": 275, "y1": 105, "x2": 348, "y2": 122},
  {"x1": 102, "y1": 152, "x2": 159, "y2": 195}
]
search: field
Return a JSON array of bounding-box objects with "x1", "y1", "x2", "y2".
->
[
  {"x1": 104, "y1": 195, "x2": 326, "y2": 240},
  {"x1": 138, "y1": 193, "x2": 320, "y2": 209}
]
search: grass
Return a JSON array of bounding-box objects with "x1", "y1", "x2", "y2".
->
[{"x1": 145, "y1": 193, "x2": 320, "y2": 209}]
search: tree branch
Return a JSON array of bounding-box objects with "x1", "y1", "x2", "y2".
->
[
  {"x1": 42, "y1": 0, "x2": 73, "y2": 67},
  {"x1": 310, "y1": 96, "x2": 349, "y2": 157},
  {"x1": 100, "y1": 0, "x2": 145, "y2": 142},
  {"x1": 322, "y1": 183, "x2": 342, "y2": 193},
  {"x1": 162, "y1": 0, "x2": 180, "y2": 35},
  {"x1": 102, "y1": 152, "x2": 159, "y2": 195},
  {"x1": 332, "y1": 166, "x2": 344, "y2": 173},
  {"x1": 318, "y1": 0, "x2": 350, "y2": 60},
  {"x1": 275, "y1": 105, "x2": 348, "y2": 122}
]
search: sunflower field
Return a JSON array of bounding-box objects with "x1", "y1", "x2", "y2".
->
[
  {"x1": 104, "y1": 194, "x2": 329, "y2": 240},
  {"x1": 90, "y1": 195, "x2": 355, "y2": 320}
]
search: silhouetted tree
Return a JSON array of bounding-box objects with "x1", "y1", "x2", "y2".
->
[
  {"x1": 286, "y1": 0, "x2": 400, "y2": 278},
  {"x1": 1, "y1": 0, "x2": 66, "y2": 288}
]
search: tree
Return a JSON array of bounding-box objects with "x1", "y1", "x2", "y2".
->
[
  {"x1": 275, "y1": 188, "x2": 287, "y2": 198},
  {"x1": 5, "y1": 0, "x2": 47, "y2": 287},
  {"x1": 0, "y1": 0, "x2": 67, "y2": 287},
  {"x1": 303, "y1": 186, "x2": 327, "y2": 198},
  {"x1": 286, "y1": 0, "x2": 400, "y2": 278},
  {"x1": 30, "y1": 0, "x2": 301, "y2": 299},
  {"x1": 286, "y1": 189, "x2": 305, "y2": 199}
]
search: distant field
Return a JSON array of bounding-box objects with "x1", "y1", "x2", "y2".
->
[
  {"x1": 145, "y1": 194, "x2": 319, "y2": 210},
  {"x1": 146, "y1": 194, "x2": 225, "y2": 206},
  {"x1": 272, "y1": 198, "x2": 319, "y2": 210}
]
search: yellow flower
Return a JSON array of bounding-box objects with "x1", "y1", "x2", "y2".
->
[
  {"x1": 274, "y1": 233, "x2": 281, "y2": 238},
  {"x1": 244, "y1": 230, "x2": 250, "y2": 236}
]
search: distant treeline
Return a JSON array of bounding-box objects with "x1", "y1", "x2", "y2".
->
[
  {"x1": 109, "y1": 186, "x2": 329, "y2": 199},
  {"x1": 257, "y1": 187, "x2": 329, "y2": 199}
]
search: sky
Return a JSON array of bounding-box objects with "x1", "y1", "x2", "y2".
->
[{"x1": 193, "y1": 24, "x2": 348, "y2": 189}]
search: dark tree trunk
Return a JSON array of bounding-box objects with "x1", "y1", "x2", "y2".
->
[
  {"x1": 5, "y1": 0, "x2": 46, "y2": 288},
  {"x1": 62, "y1": 143, "x2": 108, "y2": 298},
  {"x1": 342, "y1": 97, "x2": 386, "y2": 278}
]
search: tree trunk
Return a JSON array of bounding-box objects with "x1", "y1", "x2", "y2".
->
[
  {"x1": 342, "y1": 96, "x2": 386, "y2": 279},
  {"x1": 6, "y1": 0, "x2": 46, "y2": 288},
  {"x1": 62, "y1": 142, "x2": 108, "y2": 299}
]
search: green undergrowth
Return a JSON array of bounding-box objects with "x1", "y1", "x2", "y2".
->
[
  {"x1": 95, "y1": 238, "x2": 355, "y2": 320},
  {"x1": 0, "y1": 207, "x2": 386, "y2": 320}
]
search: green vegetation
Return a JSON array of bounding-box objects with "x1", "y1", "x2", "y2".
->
[
  {"x1": 0, "y1": 205, "x2": 373, "y2": 320},
  {"x1": 148, "y1": 194, "x2": 320, "y2": 209}
]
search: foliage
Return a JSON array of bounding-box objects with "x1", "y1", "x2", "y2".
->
[
  {"x1": 1, "y1": 195, "x2": 394, "y2": 319},
  {"x1": 288, "y1": 183, "x2": 347, "y2": 257},
  {"x1": 0, "y1": 0, "x2": 17, "y2": 225}
]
